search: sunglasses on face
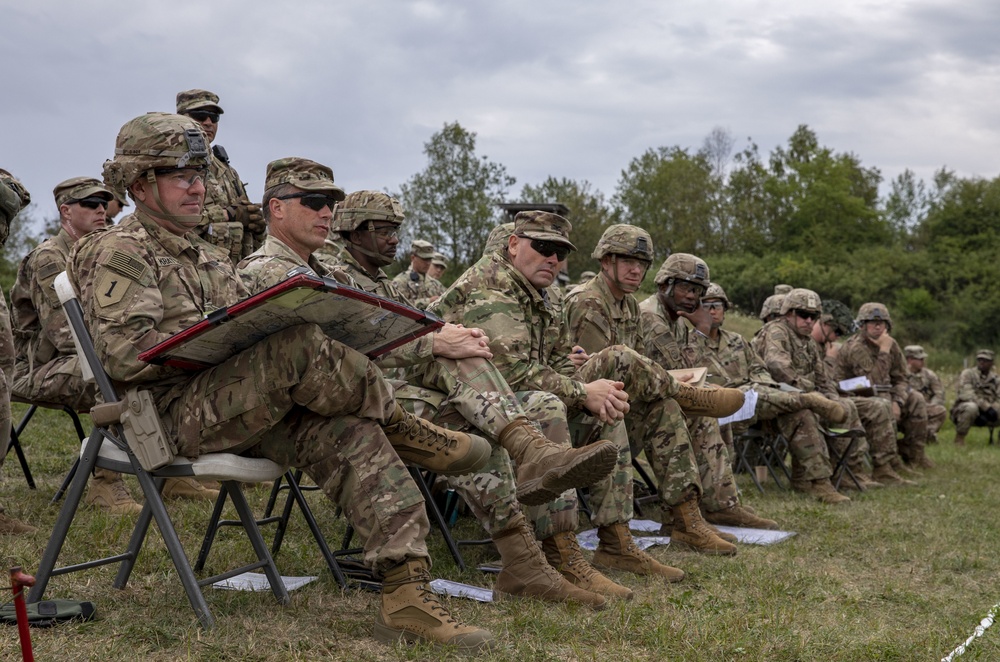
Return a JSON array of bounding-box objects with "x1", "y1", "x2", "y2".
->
[
  {"x1": 187, "y1": 110, "x2": 220, "y2": 124},
  {"x1": 795, "y1": 309, "x2": 820, "y2": 322},
  {"x1": 702, "y1": 301, "x2": 725, "y2": 311},
  {"x1": 527, "y1": 238, "x2": 570, "y2": 261},
  {"x1": 154, "y1": 167, "x2": 207, "y2": 189},
  {"x1": 276, "y1": 192, "x2": 338, "y2": 212},
  {"x1": 74, "y1": 197, "x2": 109, "y2": 210}
]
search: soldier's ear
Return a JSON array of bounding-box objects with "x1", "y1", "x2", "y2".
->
[{"x1": 130, "y1": 179, "x2": 148, "y2": 204}]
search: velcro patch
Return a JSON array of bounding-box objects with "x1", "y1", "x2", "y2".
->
[
  {"x1": 157, "y1": 256, "x2": 180, "y2": 267},
  {"x1": 105, "y1": 249, "x2": 149, "y2": 284},
  {"x1": 37, "y1": 262, "x2": 62, "y2": 280},
  {"x1": 95, "y1": 269, "x2": 133, "y2": 308}
]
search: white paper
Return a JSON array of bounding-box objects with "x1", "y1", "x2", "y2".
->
[
  {"x1": 839, "y1": 376, "x2": 872, "y2": 392},
  {"x1": 576, "y1": 519, "x2": 796, "y2": 549},
  {"x1": 429, "y1": 579, "x2": 495, "y2": 603},
  {"x1": 718, "y1": 388, "x2": 759, "y2": 426},
  {"x1": 213, "y1": 572, "x2": 317, "y2": 592}
]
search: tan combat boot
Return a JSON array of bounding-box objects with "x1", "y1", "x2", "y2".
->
[
  {"x1": 891, "y1": 458, "x2": 922, "y2": 479},
  {"x1": 704, "y1": 504, "x2": 779, "y2": 530},
  {"x1": 493, "y1": 515, "x2": 607, "y2": 609},
  {"x1": 162, "y1": 477, "x2": 221, "y2": 501},
  {"x1": 0, "y1": 510, "x2": 37, "y2": 535},
  {"x1": 85, "y1": 468, "x2": 143, "y2": 514},
  {"x1": 872, "y1": 463, "x2": 915, "y2": 486},
  {"x1": 542, "y1": 530, "x2": 634, "y2": 600},
  {"x1": 801, "y1": 392, "x2": 847, "y2": 423},
  {"x1": 383, "y1": 404, "x2": 491, "y2": 476},
  {"x1": 592, "y1": 522, "x2": 685, "y2": 582},
  {"x1": 376, "y1": 558, "x2": 495, "y2": 653},
  {"x1": 792, "y1": 478, "x2": 851, "y2": 505},
  {"x1": 658, "y1": 513, "x2": 738, "y2": 543},
  {"x1": 499, "y1": 418, "x2": 617, "y2": 507},
  {"x1": 913, "y1": 449, "x2": 935, "y2": 469},
  {"x1": 954, "y1": 434, "x2": 966, "y2": 446},
  {"x1": 673, "y1": 383, "x2": 745, "y2": 418},
  {"x1": 669, "y1": 495, "x2": 738, "y2": 555}
]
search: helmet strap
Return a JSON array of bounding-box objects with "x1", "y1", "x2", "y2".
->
[
  {"x1": 349, "y1": 221, "x2": 394, "y2": 268},
  {"x1": 134, "y1": 171, "x2": 202, "y2": 230}
]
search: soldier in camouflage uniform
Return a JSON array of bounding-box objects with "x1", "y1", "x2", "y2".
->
[
  {"x1": 175, "y1": 89, "x2": 264, "y2": 265},
  {"x1": 392, "y1": 239, "x2": 441, "y2": 309},
  {"x1": 0, "y1": 169, "x2": 37, "y2": 535},
  {"x1": 10, "y1": 177, "x2": 148, "y2": 514},
  {"x1": 429, "y1": 252, "x2": 448, "y2": 281},
  {"x1": 836, "y1": 303, "x2": 931, "y2": 471},
  {"x1": 433, "y1": 212, "x2": 754, "y2": 581},
  {"x1": 951, "y1": 349, "x2": 1000, "y2": 446},
  {"x1": 101, "y1": 160, "x2": 130, "y2": 222},
  {"x1": 562, "y1": 226, "x2": 744, "y2": 552},
  {"x1": 71, "y1": 114, "x2": 497, "y2": 652},
  {"x1": 696, "y1": 284, "x2": 850, "y2": 503},
  {"x1": 245, "y1": 180, "x2": 622, "y2": 606},
  {"x1": 638, "y1": 253, "x2": 781, "y2": 529},
  {"x1": 758, "y1": 284, "x2": 792, "y2": 324},
  {"x1": 904, "y1": 345, "x2": 946, "y2": 443}
]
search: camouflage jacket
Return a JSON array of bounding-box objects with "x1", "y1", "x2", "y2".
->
[
  {"x1": 10, "y1": 229, "x2": 77, "y2": 384},
  {"x1": 637, "y1": 294, "x2": 704, "y2": 371},
  {"x1": 907, "y1": 367, "x2": 945, "y2": 407},
  {"x1": 695, "y1": 327, "x2": 776, "y2": 389},
  {"x1": 68, "y1": 211, "x2": 241, "y2": 409},
  {"x1": 236, "y1": 234, "x2": 331, "y2": 295},
  {"x1": 392, "y1": 266, "x2": 440, "y2": 310},
  {"x1": 195, "y1": 153, "x2": 261, "y2": 265},
  {"x1": 562, "y1": 275, "x2": 641, "y2": 353},
  {"x1": 752, "y1": 318, "x2": 837, "y2": 396},
  {"x1": 834, "y1": 334, "x2": 908, "y2": 406},
  {"x1": 954, "y1": 367, "x2": 1000, "y2": 410},
  {"x1": 428, "y1": 251, "x2": 587, "y2": 408}
]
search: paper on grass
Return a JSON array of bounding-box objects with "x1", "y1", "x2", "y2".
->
[
  {"x1": 429, "y1": 579, "x2": 494, "y2": 603},
  {"x1": 718, "y1": 388, "x2": 759, "y2": 426},
  {"x1": 213, "y1": 572, "x2": 317, "y2": 592},
  {"x1": 576, "y1": 519, "x2": 796, "y2": 549}
]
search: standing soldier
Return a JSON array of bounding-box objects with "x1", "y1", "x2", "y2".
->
[
  {"x1": 951, "y1": 349, "x2": 1000, "y2": 447},
  {"x1": 904, "y1": 345, "x2": 946, "y2": 443},
  {"x1": 175, "y1": 88, "x2": 264, "y2": 264},
  {"x1": 0, "y1": 169, "x2": 37, "y2": 535},
  {"x1": 392, "y1": 239, "x2": 440, "y2": 308}
]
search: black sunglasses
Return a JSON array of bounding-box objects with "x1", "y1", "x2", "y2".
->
[
  {"x1": 74, "y1": 197, "x2": 109, "y2": 210},
  {"x1": 795, "y1": 309, "x2": 820, "y2": 322},
  {"x1": 187, "y1": 110, "x2": 220, "y2": 123},
  {"x1": 527, "y1": 238, "x2": 570, "y2": 261},
  {"x1": 276, "y1": 192, "x2": 338, "y2": 212}
]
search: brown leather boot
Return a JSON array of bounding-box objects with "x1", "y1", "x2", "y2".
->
[
  {"x1": 492, "y1": 516, "x2": 607, "y2": 609},
  {"x1": 0, "y1": 510, "x2": 37, "y2": 535},
  {"x1": 673, "y1": 383, "x2": 744, "y2": 418},
  {"x1": 954, "y1": 434, "x2": 966, "y2": 446},
  {"x1": 658, "y1": 513, "x2": 737, "y2": 543},
  {"x1": 891, "y1": 458, "x2": 922, "y2": 479},
  {"x1": 592, "y1": 522, "x2": 684, "y2": 582},
  {"x1": 704, "y1": 504, "x2": 779, "y2": 530},
  {"x1": 161, "y1": 477, "x2": 220, "y2": 501},
  {"x1": 498, "y1": 418, "x2": 617, "y2": 507},
  {"x1": 913, "y1": 449, "x2": 935, "y2": 469},
  {"x1": 872, "y1": 463, "x2": 915, "y2": 486},
  {"x1": 383, "y1": 404, "x2": 491, "y2": 476},
  {"x1": 376, "y1": 558, "x2": 495, "y2": 652},
  {"x1": 800, "y1": 392, "x2": 847, "y2": 423},
  {"x1": 542, "y1": 530, "x2": 634, "y2": 600},
  {"x1": 85, "y1": 468, "x2": 143, "y2": 514},
  {"x1": 792, "y1": 478, "x2": 851, "y2": 504},
  {"x1": 668, "y1": 495, "x2": 738, "y2": 555}
]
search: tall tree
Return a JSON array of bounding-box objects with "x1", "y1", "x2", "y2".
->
[{"x1": 396, "y1": 122, "x2": 515, "y2": 270}]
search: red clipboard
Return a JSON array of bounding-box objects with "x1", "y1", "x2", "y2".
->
[{"x1": 138, "y1": 273, "x2": 443, "y2": 370}]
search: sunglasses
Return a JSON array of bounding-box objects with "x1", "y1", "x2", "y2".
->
[
  {"x1": 702, "y1": 301, "x2": 725, "y2": 311},
  {"x1": 74, "y1": 197, "x2": 109, "y2": 210},
  {"x1": 154, "y1": 167, "x2": 207, "y2": 189},
  {"x1": 795, "y1": 309, "x2": 820, "y2": 322},
  {"x1": 527, "y1": 238, "x2": 570, "y2": 261},
  {"x1": 187, "y1": 110, "x2": 220, "y2": 123},
  {"x1": 276, "y1": 192, "x2": 338, "y2": 212},
  {"x1": 369, "y1": 226, "x2": 399, "y2": 240}
]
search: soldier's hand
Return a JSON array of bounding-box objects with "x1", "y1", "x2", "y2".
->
[
  {"x1": 677, "y1": 304, "x2": 713, "y2": 335},
  {"x1": 568, "y1": 345, "x2": 590, "y2": 369},
  {"x1": 432, "y1": 323, "x2": 493, "y2": 360},
  {"x1": 876, "y1": 332, "x2": 895, "y2": 353},
  {"x1": 584, "y1": 379, "x2": 629, "y2": 422},
  {"x1": 226, "y1": 199, "x2": 266, "y2": 234}
]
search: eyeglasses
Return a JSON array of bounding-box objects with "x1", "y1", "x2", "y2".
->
[
  {"x1": 154, "y1": 167, "x2": 207, "y2": 189},
  {"x1": 702, "y1": 301, "x2": 725, "y2": 311},
  {"x1": 615, "y1": 256, "x2": 650, "y2": 271},
  {"x1": 276, "y1": 192, "x2": 338, "y2": 212},
  {"x1": 794, "y1": 309, "x2": 820, "y2": 322},
  {"x1": 527, "y1": 238, "x2": 570, "y2": 261},
  {"x1": 369, "y1": 226, "x2": 399, "y2": 241},
  {"x1": 74, "y1": 197, "x2": 109, "y2": 210},
  {"x1": 673, "y1": 280, "x2": 706, "y2": 297},
  {"x1": 187, "y1": 110, "x2": 220, "y2": 124}
]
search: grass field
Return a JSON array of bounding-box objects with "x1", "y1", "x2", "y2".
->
[{"x1": 3, "y1": 400, "x2": 1000, "y2": 661}]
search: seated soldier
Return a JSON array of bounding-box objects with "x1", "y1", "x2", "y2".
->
[
  {"x1": 951, "y1": 349, "x2": 1000, "y2": 446},
  {"x1": 392, "y1": 239, "x2": 441, "y2": 309},
  {"x1": 904, "y1": 345, "x2": 946, "y2": 443},
  {"x1": 73, "y1": 112, "x2": 498, "y2": 652}
]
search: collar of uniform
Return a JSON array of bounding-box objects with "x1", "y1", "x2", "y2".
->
[
  {"x1": 134, "y1": 211, "x2": 200, "y2": 258},
  {"x1": 261, "y1": 234, "x2": 329, "y2": 276},
  {"x1": 54, "y1": 227, "x2": 75, "y2": 255},
  {"x1": 496, "y1": 250, "x2": 549, "y2": 309},
  {"x1": 590, "y1": 274, "x2": 628, "y2": 320}
]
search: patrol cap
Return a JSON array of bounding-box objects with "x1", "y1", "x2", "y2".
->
[
  {"x1": 411, "y1": 239, "x2": 435, "y2": 259},
  {"x1": 904, "y1": 345, "x2": 927, "y2": 360},
  {"x1": 976, "y1": 349, "x2": 995, "y2": 361},
  {"x1": 431, "y1": 252, "x2": 448, "y2": 268},
  {"x1": 264, "y1": 157, "x2": 346, "y2": 200},
  {"x1": 513, "y1": 210, "x2": 577, "y2": 251},
  {"x1": 484, "y1": 222, "x2": 514, "y2": 256},
  {"x1": 53, "y1": 177, "x2": 114, "y2": 207},
  {"x1": 176, "y1": 88, "x2": 224, "y2": 115}
]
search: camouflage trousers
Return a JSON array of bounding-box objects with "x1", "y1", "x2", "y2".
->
[
  {"x1": 752, "y1": 386, "x2": 832, "y2": 482},
  {"x1": 849, "y1": 396, "x2": 898, "y2": 468},
  {"x1": 164, "y1": 324, "x2": 429, "y2": 572},
  {"x1": 0, "y1": 289, "x2": 12, "y2": 469},
  {"x1": 951, "y1": 401, "x2": 998, "y2": 435},
  {"x1": 925, "y1": 402, "x2": 946, "y2": 440},
  {"x1": 12, "y1": 356, "x2": 99, "y2": 412},
  {"x1": 895, "y1": 390, "x2": 928, "y2": 464},
  {"x1": 687, "y1": 416, "x2": 739, "y2": 512}
]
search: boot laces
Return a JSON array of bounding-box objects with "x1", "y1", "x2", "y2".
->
[
  {"x1": 414, "y1": 582, "x2": 461, "y2": 628},
  {"x1": 399, "y1": 415, "x2": 456, "y2": 454},
  {"x1": 109, "y1": 479, "x2": 134, "y2": 505}
]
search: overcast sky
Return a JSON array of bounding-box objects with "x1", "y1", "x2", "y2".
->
[{"x1": 3, "y1": 0, "x2": 999, "y2": 225}]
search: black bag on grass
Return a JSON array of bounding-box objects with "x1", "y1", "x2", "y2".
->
[{"x1": 0, "y1": 599, "x2": 96, "y2": 627}]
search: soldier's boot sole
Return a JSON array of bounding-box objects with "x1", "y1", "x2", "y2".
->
[{"x1": 516, "y1": 439, "x2": 618, "y2": 507}]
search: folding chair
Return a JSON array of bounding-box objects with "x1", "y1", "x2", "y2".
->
[
  {"x1": 6, "y1": 394, "x2": 88, "y2": 500},
  {"x1": 733, "y1": 423, "x2": 791, "y2": 493},
  {"x1": 823, "y1": 427, "x2": 864, "y2": 491},
  {"x1": 28, "y1": 272, "x2": 290, "y2": 629}
]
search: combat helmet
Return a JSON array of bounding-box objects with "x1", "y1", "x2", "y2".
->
[
  {"x1": 857, "y1": 302, "x2": 892, "y2": 331},
  {"x1": 653, "y1": 253, "x2": 710, "y2": 287},
  {"x1": 779, "y1": 288, "x2": 822, "y2": 315},
  {"x1": 820, "y1": 299, "x2": 856, "y2": 337},
  {"x1": 703, "y1": 283, "x2": 730, "y2": 310},
  {"x1": 758, "y1": 294, "x2": 785, "y2": 321},
  {"x1": 332, "y1": 190, "x2": 404, "y2": 233},
  {"x1": 591, "y1": 224, "x2": 654, "y2": 262}
]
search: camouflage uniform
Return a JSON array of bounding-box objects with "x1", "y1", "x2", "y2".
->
[
  {"x1": 904, "y1": 346, "x2": 946, "y2": 440},
  {"x1": 393, "y1": 240, "x2": 440, "y2": 309},
  {"x1": 951, "y1": 356, "x2": 1000, "y2": 436},
  {"x1": 0, "y1": 169, "x2": 30, "y2": 475}
]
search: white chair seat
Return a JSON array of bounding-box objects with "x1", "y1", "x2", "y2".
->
[{"x1": 83, "y1": 439, "x2": 285, "y2": 483}]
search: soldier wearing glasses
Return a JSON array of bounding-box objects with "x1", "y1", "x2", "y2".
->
[{"x1": 175, "y1": 89, "x2": 264, "y2": 264}]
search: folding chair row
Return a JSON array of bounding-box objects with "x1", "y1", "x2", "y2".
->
[
  {"x1": 732, "y1": 424, "x2": 791, "y2": 493},
  {"x1": 6, "y1": 394, "x2": 88, "y2": 500}
]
